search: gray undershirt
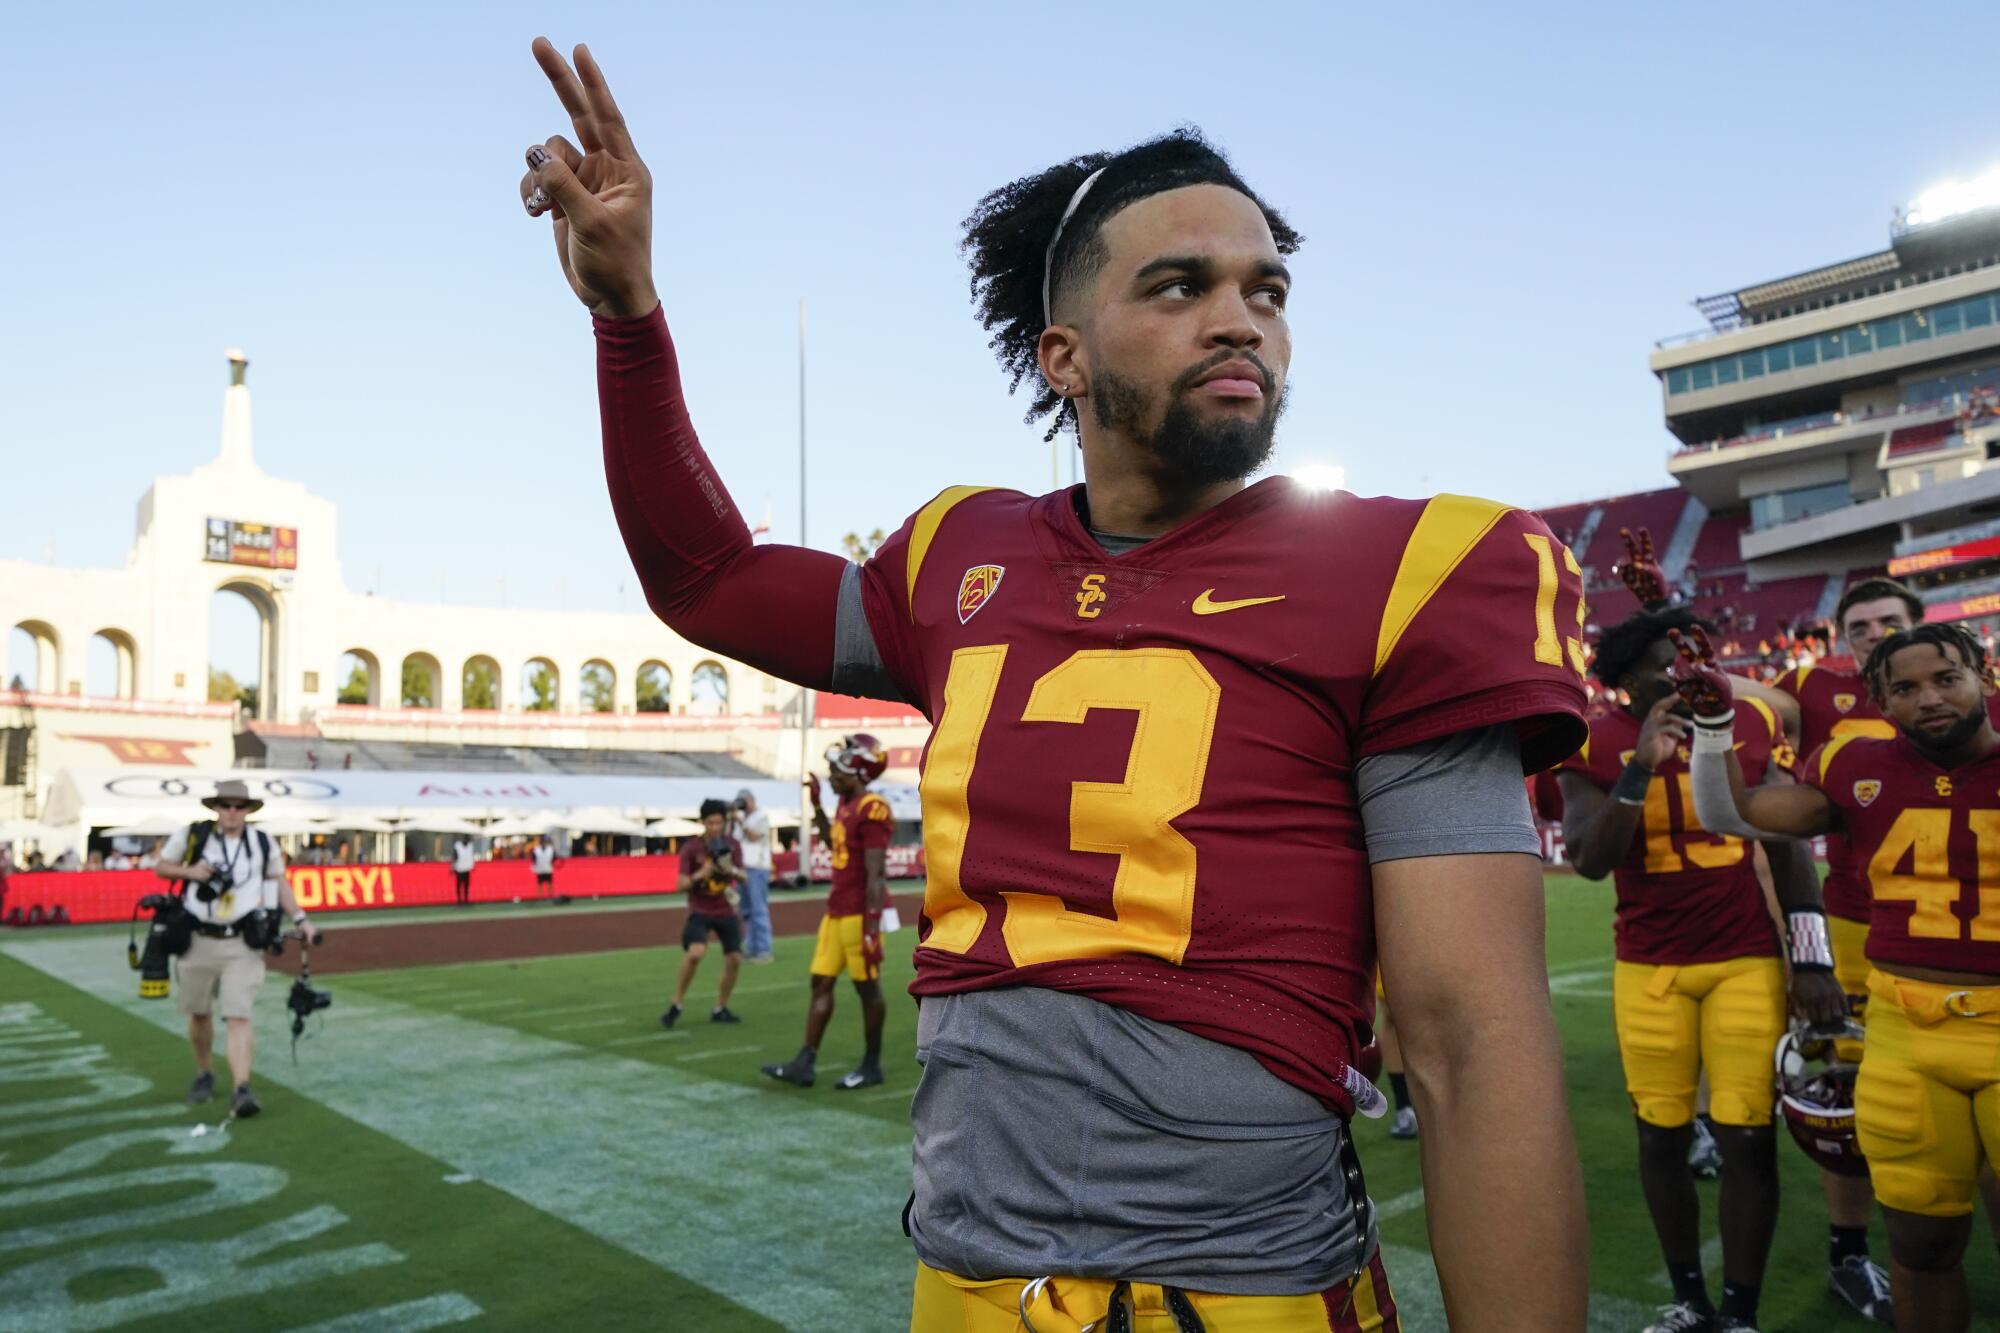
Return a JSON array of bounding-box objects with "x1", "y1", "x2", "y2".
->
[{"x1": 830, "y1": 549, "x2": 1539, "y2": 1291}]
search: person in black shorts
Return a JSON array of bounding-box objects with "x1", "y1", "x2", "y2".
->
[{"x1": 662, "y1": 798, "x2": 746, "y2": 1027}]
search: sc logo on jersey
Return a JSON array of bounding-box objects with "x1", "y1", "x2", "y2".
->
[
  {"x1": 1075, "y1": 573, "x2": 1107, "y2": 620},
  {"x1": 1833, "y1": 693, "x2": 1858, "y2": 715}
]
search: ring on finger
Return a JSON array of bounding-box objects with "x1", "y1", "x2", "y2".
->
[{"x1": 527, "y1": 186, "x2": 550, "y2": 212}]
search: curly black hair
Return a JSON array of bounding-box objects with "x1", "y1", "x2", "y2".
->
[
  {"x1": 1591, "y1": 605, "x2": 1714, "y2": 688},
  {"x1": 1861, "y1": 622, "x2": 1988, "y2": 701},
  {"x1": 960, "y1": 127, "x2": 1302, "y2": 441}
]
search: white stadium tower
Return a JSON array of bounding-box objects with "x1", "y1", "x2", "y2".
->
[{"x1": 0, "y1": 352, "x2": 927, "y2": 846}]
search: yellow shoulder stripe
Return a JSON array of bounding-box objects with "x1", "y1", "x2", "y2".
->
[
  {"x1": 1373, "y1": 494, "x2": 1513, "y2": 676},
  {"x1": 1792, "y1": 664, "x2": 1814, "y2": 693},
  {"x1": 1819, "y1": 732, "x2": 1863, "y2": 783},
  {"x1": 1576, "y1": 732, "x2": 1591, "y2": 765},
  {"x1": 905, "y1": 486, "x2": 996, "y2": 619},
  {"x1": 1745, "y1": 696, "x2": 1776, "y2": 739}
]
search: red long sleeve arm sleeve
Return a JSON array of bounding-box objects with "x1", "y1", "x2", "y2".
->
[{"x1": 594, "y1": 308, "x2": 846, "y2": 689}]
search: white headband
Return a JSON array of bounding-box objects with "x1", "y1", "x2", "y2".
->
[{"x1": 1041, "y1": 167, "x2": 1108, "y2": 327}]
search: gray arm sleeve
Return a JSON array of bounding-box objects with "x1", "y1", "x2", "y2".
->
[
  {"x1": 828, "y1": 562, "x2": 905, "y2": 701},
  {"x1": 1686, "y1": 743, "x2": 1783, "y2": 839},
  {"x1": 1355, "y1": 725, "x2": 1541, "y2": 864}
]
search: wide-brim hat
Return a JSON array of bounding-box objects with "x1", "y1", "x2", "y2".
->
[{"x1": 202, "y1": 779, "x2": 264, "y2": 813}]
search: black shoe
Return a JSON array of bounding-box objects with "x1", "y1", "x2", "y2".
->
[
  {"x1": 762, "y1": 1055, "x2": 816, "y2": 1087},
  {"x1": 231, "y1": 1084, "x2": 261, "y2": 1118},
  {"x1": 833, "y1": 1064, "x2": 884, "y2": 1091},
  {"x1": 1828, "y1": 1254, "x2": 1893, "y2": 1324},
  {"x1": 187, "y1": 1071, "x2": 215, "y2": 1105},
  {"x1": 710, "y1": 1007, "x2": 741, "y2": 1024},
  {"x1": 660, "y1": 1004, "x2": 683, "y2": 1029}
]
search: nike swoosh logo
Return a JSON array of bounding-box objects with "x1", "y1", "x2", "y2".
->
[{"x1": 1192, "y1": 589, "x2": 1287, "y2": 615}]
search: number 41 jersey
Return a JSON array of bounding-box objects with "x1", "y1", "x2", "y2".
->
[{"x1": 856, "y1": 477, "x2": 1588, "y2": 1113}]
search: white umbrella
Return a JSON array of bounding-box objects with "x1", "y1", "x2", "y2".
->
[
  {"x1": 646, "y1": 816, "x2": 704, "y2": 838},
  {"x1": 397, "y1": 814, "x2": 487, "y2": 836},
  {"x1": 0, "y1": 819, "x2": 74, "y2": 842},
  {"x1": 565, "y1": 808, "x2": 656, "y2": 838},
  {"x1": 248, "y1": 815, "x2": 339, "y2": 837},
  {"x1": 100, "y1": 815, "x2": 191, "y2": 838},
  {"x1": 479, "y1": 815, "x2": 562, "y2": 837},
  {"x1": 317, "y1": 815, "x2": 402, "y2": 834}
]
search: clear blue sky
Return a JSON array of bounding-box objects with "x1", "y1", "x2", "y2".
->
[{"x1": 5, "y1": 1, "x2": 1995, "y2": 682}]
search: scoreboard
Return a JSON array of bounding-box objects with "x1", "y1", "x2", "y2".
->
[{"x1": 205, "y1": 517, "x2": 298, "y2": 569}]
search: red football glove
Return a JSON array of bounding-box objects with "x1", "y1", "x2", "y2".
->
[
  {"x1": 1667, "y1": 625, "x2": 1734, "y2": 721},
  {"x1": 1614, "y1": 526, "x2": 1668, "y2": 607},
  {"x1": 860, "y1": 917, "x2": 884, "y2": 969}
]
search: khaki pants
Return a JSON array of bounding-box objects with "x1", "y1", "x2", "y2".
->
[{"x1": 176, "y1": 932, "x2": 266, "y2": 1020}]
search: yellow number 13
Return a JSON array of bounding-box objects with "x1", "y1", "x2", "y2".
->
[
  {"x1": 1523, "y1": 533, "x2": 1587, "y2": 675},
  {"x1": 920, "y1": 647, "x2": 1220, "y2": 968}
]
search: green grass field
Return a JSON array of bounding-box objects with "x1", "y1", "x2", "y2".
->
[{"x1": 3, "y1": 877, "x2": 1995, "y2": 1331}]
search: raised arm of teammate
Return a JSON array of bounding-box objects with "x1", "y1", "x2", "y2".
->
[
  {"x1": 1671, "y1": 627, "x2": 1836, "y2": 840},
  {"x1": 1613, "y1": 526, "x2": 1668, "y2": 609},
  {"x1": 1556, "y1": 695, "x2": 1686, "y2": 881},
  {"x1": 521, "y1": 38, "x2": 848, "y2": 689}
]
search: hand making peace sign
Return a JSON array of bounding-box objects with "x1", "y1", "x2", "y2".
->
[{"x1": 521, "y1": 38, "x2": 659, "y2": 319}]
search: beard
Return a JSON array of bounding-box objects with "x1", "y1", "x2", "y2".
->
[
  {"x1": 1899, "y1": 705, "x2": 1987, "y2": 756},
  {"x1": 1090, "y1": 359, "x2": 1287, "y2": 487}
]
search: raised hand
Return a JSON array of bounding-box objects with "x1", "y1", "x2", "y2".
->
[
  {"x1": 1667, "y1": 625, "x2": 1734, "y2": 720},
  {"x1": 1633, "y1": 694, "x2": 1689, "y2": 771},
  {"x1": 1614, "y1": 526, "x2": 1668, "y2": 607},
  {"x1": 522, "y1": 39, "x2": 658, "y2": 318}
]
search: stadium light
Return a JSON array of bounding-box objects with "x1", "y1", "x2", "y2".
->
[
  {"x1": 1290, "y1": 463, "x2": 1346, "y2": 491},
  {"x1": 1901, "y1": 165, "x2": 2000, "y2": 231}
]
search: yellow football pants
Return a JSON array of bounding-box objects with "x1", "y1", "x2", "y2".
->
[
  {"x1": 1856, "y1": 969, "x2": 2000, "y2": 1218},
  {"x1": 1613, "y1": 956, "x2": 1786, "y2": 1128},
  {"x1": 910, "y1": 1255, "x2": 1401, "y2": 1332}
]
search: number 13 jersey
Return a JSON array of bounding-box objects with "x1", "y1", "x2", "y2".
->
[{"x1": 856, "y1": 476, "x2": 1588, "y2": 1113}]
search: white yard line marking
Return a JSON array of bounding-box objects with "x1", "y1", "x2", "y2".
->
[
  {"x1": 1373, "y1": 1187, "x2": 1425, "y2": 1221},
  {"x1": 524, "y1": 1001, "x2": 628, "y2": 1021},
  {"x1": 548, "y1": 1017, "x2": 632, "y2": 1032},
  {"x1": 606, "y1": 1032, "x2": 688, "y2": 1047},
  {"x1": 853, "y1": 1086, "x2": 910, "y2": 1104},
  {"x1": 674, "y1": 1044, "x2": 761, "y2": 1062}
]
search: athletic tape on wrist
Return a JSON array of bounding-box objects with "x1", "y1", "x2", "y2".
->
[
  {"x1": 1787, "y1": 910, "x2": 1835, "y2": 971},
  {"x1": 1611, "y1": 759, "x2": 1654, "y2": 806},
  {"x1": 1692, "y1": 718, "x2": 1736, "y2": 753}
]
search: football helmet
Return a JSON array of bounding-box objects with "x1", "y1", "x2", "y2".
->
[
  {"x1": 1775, "y1": 1022, "x2": 1867, "y2": 1177},
  {"x1": 825, "y1": 733, "x2": 889, "y2": 783}
]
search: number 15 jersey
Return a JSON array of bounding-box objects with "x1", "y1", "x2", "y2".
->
[{"x1": 855, "y1": 477, "x2": 1588, "y2": 1113}]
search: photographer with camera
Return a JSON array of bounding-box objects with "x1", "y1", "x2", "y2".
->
[
  {"x1": 154, "y1": 780, "x2": 319, "y2": 1118},
  {"x1": 661, "y1": 798, "x2": 747, "y2": 1028},
  {"x1": 732, "y1": 788, "x2": 774, "y2": 962}
]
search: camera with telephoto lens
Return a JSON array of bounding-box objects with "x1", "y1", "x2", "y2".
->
[
  {"x1": 128, "y1": 893, "x2": 190, "y2": 1000},
  {"x1": 704, "y1": 836, "x2": 740, "y2": 907}
]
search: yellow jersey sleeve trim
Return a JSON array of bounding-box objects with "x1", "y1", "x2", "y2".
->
[
  {"x1": 1745, "y1": 696, "x2": 1777, "y2": 740},
  {"x1": 1818, "y1": 732, "x2": 1863, "y2": 783},
  {"x1": 861, "y1": 794, "x2": 891, "y2": 821},
  {"x1": 905, "y1": 486, "x2": 996, "y2": 620},
  {"x1": 1576, "y1": 732, "x2": 1592, "y2": 765},
  {"x1": 1373, "y1": 494, "x2": 1514, "y2": 676}
]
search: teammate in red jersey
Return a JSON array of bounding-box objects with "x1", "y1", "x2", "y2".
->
[
  {"x1": 522, "y1": 39, "x2": 1589, "y2": 1330},
  {"x1": 1558, "y1": 607, "x2": 1846, "y2": 1333},
  {"x1": 1684, "y1": 622, "x2": 2000, "y2": 1333},
  {"x1": 764, "y1": 735, "x2": 894, "y2": 1090},
  {"x1": 1747, "y1": 577, "x2": 2000, "y2": 1277}
]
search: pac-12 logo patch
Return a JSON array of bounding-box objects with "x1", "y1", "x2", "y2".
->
[
  {"x1": 1833, "y1": 693, "x2": 1858, "y2": 715},
  {"x1": 957, "y1": 565, "x2": 1005, "y2": 624},
  {"x1": 1853, "y1": 780, "x2": 1880, "y2": 807}
]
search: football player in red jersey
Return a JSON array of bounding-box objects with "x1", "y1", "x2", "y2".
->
[
  {"x1": 522, "y1": 39, "x2": 1590, "y2": 1330},
  {"x1": 763, "y1": 735, "x2": 894, "y2": 1091},
  {"x1": 1746, "y1": 577, "x2": 2000, "y2": 1276},
  {"x1": 1684, "y1": 623, "x2": 2000, "y2": 1333},
  {"x1": 1558, "y1": 607, "x2": 1847, "y2": 1333}
]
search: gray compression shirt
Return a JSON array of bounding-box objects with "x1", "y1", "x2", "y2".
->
[{"x1": 827, "y1": 557, "x2": 1540, "y2": 1290}]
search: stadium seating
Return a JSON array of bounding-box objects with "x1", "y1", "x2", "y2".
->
[{"x1": 1886, "y1": 418, "x2": 1959, "y2": 457}]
